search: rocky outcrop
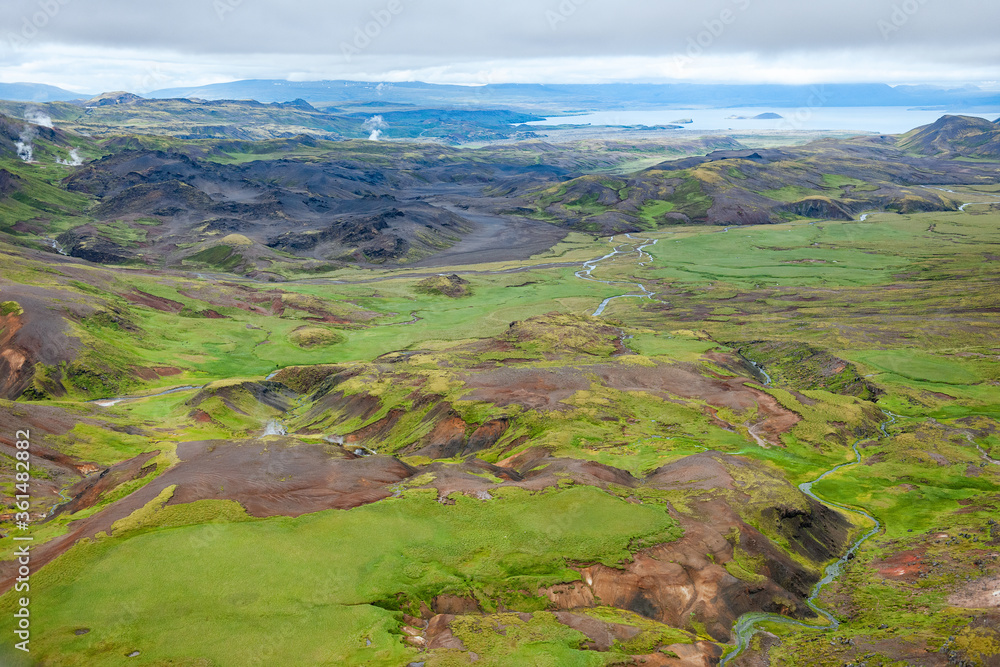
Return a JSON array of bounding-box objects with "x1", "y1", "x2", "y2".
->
[
  {"x1": 415, "y1": 274, "x2": 471, "y2": 298},
  {"x1": 58, "y1": 231, "x2": 136, "y2": 264}
]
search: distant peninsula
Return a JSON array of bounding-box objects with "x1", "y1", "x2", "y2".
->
[{"x1": 726, "y1": 112, "x2": 785, "y2": 120}]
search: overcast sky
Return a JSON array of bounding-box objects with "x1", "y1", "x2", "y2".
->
[{"x1": 1, "y1": 0, "x2": 998, "y2": 93}]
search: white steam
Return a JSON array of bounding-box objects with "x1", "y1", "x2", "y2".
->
[
  {"x1": 56, "y1": 148, "x2": 83, "y2": 166},
  {"x1": 363, "y1": 115, "x2": 388, "y2": 141},
  {"x1": 24, "y1": 109, "x2": 53, "y2": 128},
  {"x1": 15, "y1": 134, "x2": 34, "y2": 163},
  {"x1": 15, "y1": 109, "x2": 55, "y2": 163},
  {"x1": 262, "y1": 420, "x2": 287, "y2": 436}
]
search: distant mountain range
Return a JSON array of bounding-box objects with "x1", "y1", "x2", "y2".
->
[
  {"x1": 146, "y1": 81, "x2": 1000, "y2": 112},
  {"x1": 3, "y1": 79, "x2": 999, "y2": 113},
  {"x1": 0, "y1": 82, "x2": 90, "y2": 103}
]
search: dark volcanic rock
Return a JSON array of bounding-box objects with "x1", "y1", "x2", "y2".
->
[
  {"x1": 60, "y1": 233, "x2": 136, "y2": 264},
  {"x1": 779, "y1": 197, "x2": 854, "y2": 220}
]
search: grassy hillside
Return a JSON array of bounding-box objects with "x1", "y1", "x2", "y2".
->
[
  {"x1": 898, "y1": 114, "x2": 1000, "y2": 159},
  {"x1": 528, "y1": 135, "x2": 999, "y2": 230}
]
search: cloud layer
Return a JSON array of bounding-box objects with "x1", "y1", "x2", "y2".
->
[{"x1": 1, "y1": 0, "x2": 998, "y2": 92}]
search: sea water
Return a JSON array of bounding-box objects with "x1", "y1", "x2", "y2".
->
[{"x1": 526, "y1": 107, "x2": 1000, "y2": 135}]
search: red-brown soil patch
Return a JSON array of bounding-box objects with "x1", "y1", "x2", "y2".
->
[
  {"x1": 132, "y1": 365, "x2": 182, "y2": 381},
  {"x1": 645, "y1": 454, "x2": 737, "y2": 492},
  {"x1": 465, "y1": 418, "x2": 509, "y2": 454},
  {"x1": 163, "y1": 440, "x2": 416, "y2": 515},
  {"x1": 461, "y1": 367, "x2": 590, "y2": 410},
  {"x1": 0, "y1": 289, "x2": 81, "y2": 399},
  {"x1": 424, "y1": 614, "x2": 465, "y2": 650},
  {"x1": 121, "y1": 290, "x2": 185, "y2": 313},
  {"x1": 876, "y1": 548, "x2": 928, "y2": 582},
  {"x1": 177, "y1": 285, "x2": 273, "y2": 315},
  {"x1": 553, "y1": 611, "x2": 641, "y2": 651},
  {"x1": 407, "y1": 407, "x2": 511, "y2": 459},
  {"x1": 408, "y1": 404, "x2": 469, "y2": 458},
  {"x1": 629, "y1": 643, "x2": 723, "y2": 667},
  {"x1": 432, "y1": 595, "x2": 481, "y2": 615}
]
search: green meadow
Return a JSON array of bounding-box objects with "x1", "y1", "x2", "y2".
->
[{"x1": 1, "y1": 486, "x2": 680, "y2": 666}]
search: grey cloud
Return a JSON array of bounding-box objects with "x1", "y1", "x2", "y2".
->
[{"x1": 1, "y1": 0, "x2": 998, "y2": 61}]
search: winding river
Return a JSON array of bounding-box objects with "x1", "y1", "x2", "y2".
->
[
  {"x1": 719, "y1": 412, "x2": 899, "y2": 665},
  {"x1": 928, "y1": 187, "x2": 1000, "y2": 212},
  {"x1": 91, "y1": 384, "x2": 203, "y2": 407},
  {"x1": 577, "y1": 233, "x2": 660, "y2": 317}
]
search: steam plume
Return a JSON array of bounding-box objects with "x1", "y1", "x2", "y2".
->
[
  {"x1": 15, "y1": 108, "x2": 55, "y2": 163},
  {"x1": 15, "y1": 135, "x2": 34, "y2": 162},
  {"x1": 56, "y1": 148, "x2": 83, "y2": 166},
  {"x1": 363, "y1": 115, "x2": 388, "y2": 141},
  {"x1": 24, "y1": 109, "x2": 53, "y2": 128},
  {"x1": 15, "y1": 125, "x2": 36, "y2": 163}
]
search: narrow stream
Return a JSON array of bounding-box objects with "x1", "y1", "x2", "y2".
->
[
  {"x1": 578, "y1": 233, "x2": 659, "y2": 317},
  {"x1": 46, "y1": 487, "x2": 74, "y2": 518},
  {"x1": 719, "y1": 411, "x2": 899, "y2": 665},
  {"x1": 91, "y1": 384, "x2": 203, "y2": 407},
  {"x1": 859, "y1": 187, "x2": 1000, "y2": 221},
  {"x1": 964, "y1": 434, "x2": 1000, "y2": 466},
  {"x1": 927, "y1": 187, "x2": 1000, "y2": 212}
]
